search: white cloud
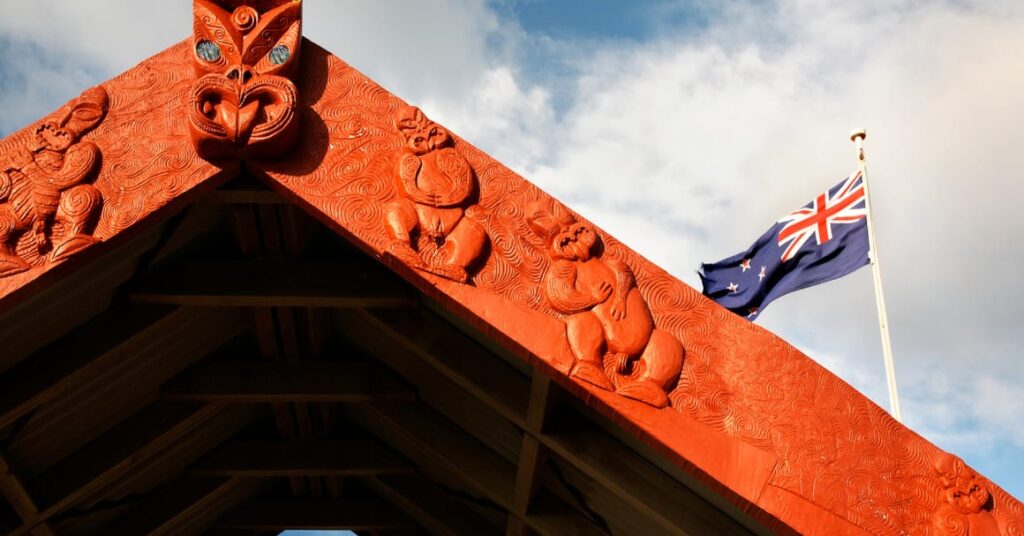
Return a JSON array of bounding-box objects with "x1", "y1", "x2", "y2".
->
[{"x1": 459, "y1": 0, "x2": 1024, "y2": 491}]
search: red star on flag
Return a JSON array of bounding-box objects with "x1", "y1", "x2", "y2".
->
[{"x1": 740, "y1": 259, "x2": 752, "y2": 272}]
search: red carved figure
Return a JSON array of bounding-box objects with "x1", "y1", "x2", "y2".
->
[
  {"x1": 528, "y1": 203, "x2": 683, "y2": 408},
  {"x1": 933, "y1": 453, "x2": 1001, "y2": 535},
  {"x1": 0, "y1": 86, "x2": 108, "y2": 277},
  {"x1": 385, "y1": 106, "x2": 487, "y2": 283},
  {"x1": 189, "y1": 0, "x2": 302, "y2": 159}
]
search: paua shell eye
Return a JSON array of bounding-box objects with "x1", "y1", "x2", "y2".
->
[
  {"x1": 196, "y1": 40, "x2": 221, "y2": 62},
  {"x1": 269, "y1": 45, "x2": 290, "y2": 65}
]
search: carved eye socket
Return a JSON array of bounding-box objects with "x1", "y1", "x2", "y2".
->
[
  {"x1": 269, "y1": 45, "x2": 291, "y2": 65},
  {"x1": 196, "y1": 40, "x2": 222, "y2": 62}
]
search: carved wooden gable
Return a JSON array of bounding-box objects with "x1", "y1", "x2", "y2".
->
[{"x1": 0, "y1": 2, "x2": 1020, "y2": 535}]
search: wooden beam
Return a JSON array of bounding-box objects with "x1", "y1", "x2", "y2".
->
[
  {"x1": 202, "y1": 186, "x2": 287, "y2": 205},
  {"x1": 163, "y1": 361, "x2": 416, "y2": 403},
  {"x1": 545, "y1": 413, "x2": 749, "y2": 536},
  {"x1": 351, "y1": 308, "x2": 749, "y2": 536},
  {"x1": 508, "y1": 370, "x2": 556, "y2": 536},
  {"x1": 98, "y1": 477, "x2": 255, "y2": 536},
  {"x1": 347, "y1": 402, "x2": 604, "y2": 536},
  {"x1": 0, "y1": 453, "x2": 53, "y2": 536},
  {"x1": 13, "y1": 402, "x2": 226, "y2": 535},
  {"x1": 191, "y1": 440, "x2": 413, "y2": 478},
  {"x1": 367, "y1": 475, "x2": 501, "y2": 536},
  {"x1": 355, "y1": 309, "x2": 530, "y2": 426},
  {"x1": 215, "y1": 499, "x2": 417, "y2": 531},
  {"x1": 130, "y1": 260, "x2": 415, "y2": 308},
  {"x1": 0, "y1": 306, "x2": 178, "y2": 430}
]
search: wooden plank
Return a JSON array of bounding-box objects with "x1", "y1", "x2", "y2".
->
[
  {"x1": 191, "y1": 440, "x2": 413, "y2": 477},
  {"x1": 0, "y1": 453, "x2": 53, "y2": 536},
  {"x1": 347, "y1": 403, "x2": 603, "y2": 536},
  {"x1": 16, "y1": 402, "x2": 225, "y2": 534},
  {"x1": 545, "y1": 415, "x2": 750, "y2": 536},
  {"x1": 99, "y1": 477, "x2": 243, "y2": 536},
  {"x1": 163, "y1": 361, "x2": 415, "y2": 403},
  {"x1": 508, "y1": 371, "x2": 556, "y2": 536},
  {"x1": 0, "y1": 306, "x2": 178, "y2": 430},
  {"x1": 130, "y1": 260, "x2": 415, "y2": 308},
  {"x1": 357, "y1": 308, "x2": 530, "y2": 425},
  {"x1": 202, "y1": 187, "x2": 287, "y2": 205},
  {"x1": 367, "y1": 475, "x2": 501, "y2": 536},
  {"x1": 353, "y1": 308, "x2": 749, "y2": 536},
  {"x1": 215, "y1": 499, "x2": 417, "y2": 531}
]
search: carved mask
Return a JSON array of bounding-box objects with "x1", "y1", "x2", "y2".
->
[
  {"x1": 936, "y1": 453, "x2": 992, "y2": 515},
  {"x1": 527, "y1": 203, "x2": 597, "y2": 262},
  {"x1": 189, "y1": 0, "x2": 302, "y2": 159},
  {"x1": 551, "y1": 221, "x2": 597, "y2": 262},
  {"x1": 396, "y1": 106, "x2": 450, "y2": 155},
  {"x1": 34, "y1": 86, "x2": 109, "y2": 153}
]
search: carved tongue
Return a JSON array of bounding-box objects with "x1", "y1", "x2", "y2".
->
[
  {"x1": 218, "y1": 100, "x2": 239, "y2": 141},
  {"x1": 236, "y1": 100, "x2": 260, "y2": 143}
]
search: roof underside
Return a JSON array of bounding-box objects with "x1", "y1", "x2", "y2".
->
[{"x1": 0, "y1": 174, "x2": 761, "y2": 535}]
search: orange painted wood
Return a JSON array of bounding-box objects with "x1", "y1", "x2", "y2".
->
[
  {"x1": 0, "y1": 7, "x2": 1017, "y2": 530},
  {"x1": 246, "y1": 40, "x2": 1023, "y2": 535}
]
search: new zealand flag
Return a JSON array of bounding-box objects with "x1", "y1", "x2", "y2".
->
[{"x1": 700, "y1": 171, "x2": 870, "y2": 320}]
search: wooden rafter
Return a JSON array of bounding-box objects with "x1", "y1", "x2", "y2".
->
[
  {"x1": 0, "y1": 306, "x2": 179, "y2": 430},
  {"x1": 129, "y1": 259, "x2": 416, "y2": 308},
  {"x1": 346, "y1": 306, "x2": 750, "y2": 535},
  {"x1": 366, "y1": 475, "x2": 501, "y2": 536},
  {"x1": 214, "y1": 499, "x2": 417, "y2": 531},
  {"x1": 163, "y1": 361, "x2": 416, "y2": 403},
  {"x1": 191, "y1": 440, "x2": 413, "y2": 478},
  {"x1": 13, "y1": 403, "x2": 228, "y2": 534}
]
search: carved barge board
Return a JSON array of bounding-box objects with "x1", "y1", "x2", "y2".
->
[
  {"x1": 0, "y1": 22, "x2": 1018, "y2": 536},
  {"x1": 0, "y1": 40, "x2": 237, "y2": 311},
  {"x1": 248, "y1": 40, "x2": 1024, "y2": 535}
]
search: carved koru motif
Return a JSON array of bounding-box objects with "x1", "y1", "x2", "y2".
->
[
  {"x1": 0, "y1": 86, "x2": 108, "y2": 277},
  {"x1": 385, "y1": 106, "x2": 488, "y2": 283},
  {"x1": 528, "y1": 203, "x2": 683, "y2": 408},
  {"x1": 933, "y1": 453, "x2": 1001, "y2": 535},
  {"x1": 189, "y1": 0, "x2": 302, "y2": 159}
]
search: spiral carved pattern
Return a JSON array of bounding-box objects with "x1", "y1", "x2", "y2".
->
[
  {"x1": 246, "y1": 42, "x2": 1024, "y2": 534},
  {"x1": 231, "y1": 5, "x2": 259, "y2": 32},
  {"x1": 0, "y1": 40, "x2": 225, "y2": 297}
]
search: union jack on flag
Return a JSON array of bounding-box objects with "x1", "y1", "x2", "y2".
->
[
  {"x1": 777, "y1": 171, "x2": 867, "y2": 262},
  {"x1": 699, "y1": 171, "x2": 871, "y2": 321}
]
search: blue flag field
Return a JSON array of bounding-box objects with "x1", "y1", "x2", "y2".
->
[{"x1": 700, "y1": 171, "x2": 871, "y2": 320}]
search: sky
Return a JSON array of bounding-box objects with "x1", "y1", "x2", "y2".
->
[{"x1": 0, "y1": 0, "x2": 1021, "y2": 509}]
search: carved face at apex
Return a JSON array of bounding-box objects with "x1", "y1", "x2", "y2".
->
[
  {"x1": 396, "y1": 106, "x2": 451, "y2": 155},
  {"x1": 189, "y1": 0, "x2": 302, "y2": 160}
]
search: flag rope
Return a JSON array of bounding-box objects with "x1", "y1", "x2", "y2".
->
[{"x1": 852, "y1": 128, "x2": 903, "y2": 422}]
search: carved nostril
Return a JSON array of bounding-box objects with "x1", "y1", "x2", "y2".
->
[
  {"x1": 242, "y1": 70, "x2": 253, "y2": 84},
  {"x1": 227, "y1": 68, "x2": 240, "y2": 80}
]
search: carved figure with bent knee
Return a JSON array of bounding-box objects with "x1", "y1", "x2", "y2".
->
[{"x1": 529, "y1": 203, "x2": 683, "y2": 408}]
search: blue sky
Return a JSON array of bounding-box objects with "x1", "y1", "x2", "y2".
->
[{"x1": 0, "y1": 0, "x2": 1021, "y2": 513}]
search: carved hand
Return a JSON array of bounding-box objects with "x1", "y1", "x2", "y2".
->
[
  {"x1": 596, "y1": 280, "x2": 614, "y2": 302},
  {"x1": 609, "y1": 292, "x2": 627, "y2": 320}
]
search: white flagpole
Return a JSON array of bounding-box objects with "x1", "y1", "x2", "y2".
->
[{"x1": 851, "y1": 128, "x2": 903, "y2": 422}]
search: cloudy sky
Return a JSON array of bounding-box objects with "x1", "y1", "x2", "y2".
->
[{"x1": 1, "y1": 0, "x2": 1021, "y2": 505}]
